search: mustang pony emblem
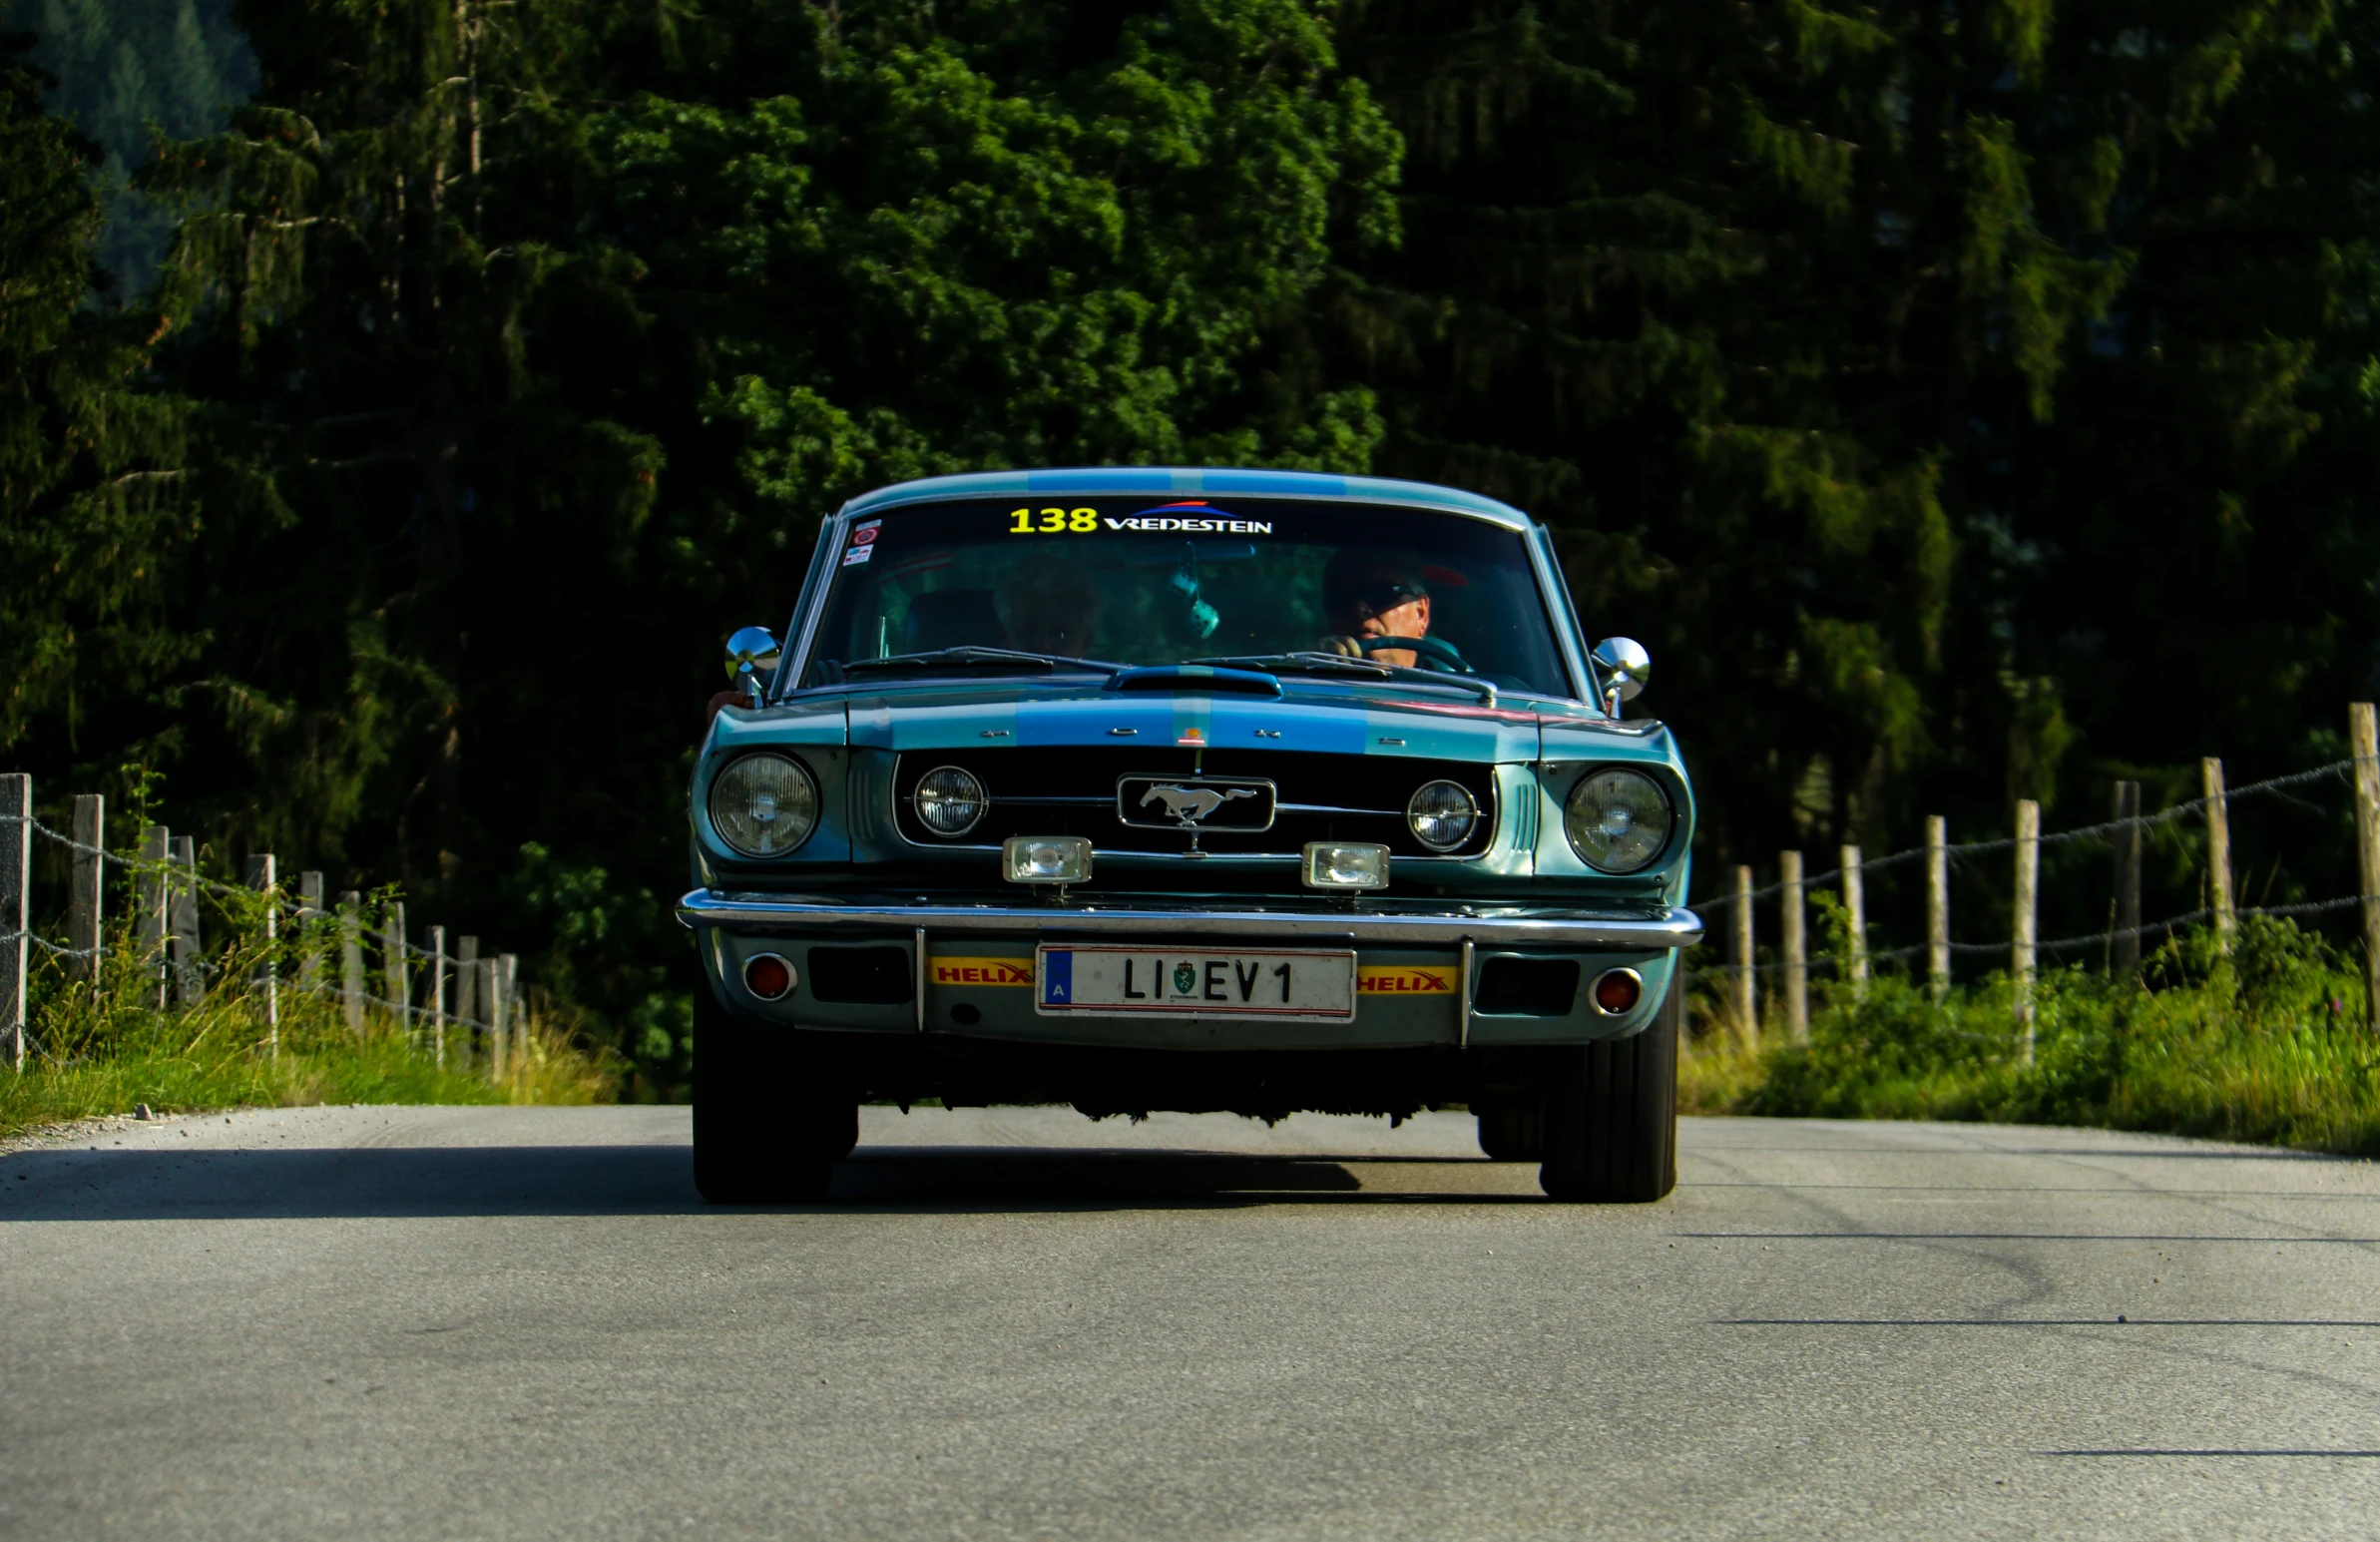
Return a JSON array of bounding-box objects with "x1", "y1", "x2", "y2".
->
[{"x1": 1141, "y1": 783, "x2": 1257, "y2": 826}]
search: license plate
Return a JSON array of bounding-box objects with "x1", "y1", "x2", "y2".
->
[{"x1": 1035, "y1": 945, "x2": 1357, "y2": 1021}]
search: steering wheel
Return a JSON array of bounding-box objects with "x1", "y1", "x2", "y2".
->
[{"x1": 1357, "y1": 634, "x2": 1474, "y2": 675}]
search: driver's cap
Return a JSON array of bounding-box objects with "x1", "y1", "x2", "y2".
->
[{"x1": 1323, "y1": 551, "x2": 1430, "y2": 617}]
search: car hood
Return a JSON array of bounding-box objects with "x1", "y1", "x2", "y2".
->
[{"x1": 837, "y1": 676, "x2": 1555, "y2": 762}]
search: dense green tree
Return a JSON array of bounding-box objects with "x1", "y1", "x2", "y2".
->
[
  {"x1": 2014, "y1": 7, "x2": 2380, "y2": 918},
  {"x1": 580, "y1": 0, "x2": 1397, "y2": 549},
  {"x1": 2, "y1": 0, "x2": 253, "y2": 285},
  {"x1": 1335, "y1": 0, "x2": 2367, "y2": 937},
  {"x1": 25, "y1": 0, "x2": 1398, "y2": 1090},
  {"x1": 0, "y1": 37, "x2": 196, "y2": 777}
]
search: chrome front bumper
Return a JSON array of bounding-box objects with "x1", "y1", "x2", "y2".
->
[{"x1": 678, "y1": 888, "x2": 1702, "y2": 949}]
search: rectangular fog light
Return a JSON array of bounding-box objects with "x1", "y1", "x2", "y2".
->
[
  {"x1": 1301, "y1": 841, "x2": 1389, "y2": 890},
  {"x1": 1003, "y1": 835, "x2": 1093, "y2": 885}
]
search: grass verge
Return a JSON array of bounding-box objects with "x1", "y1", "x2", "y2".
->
[
  {"x1": 1679, "y1": 914, "x2": 2380, "y2": 1155},
  {"x1": 5, "y1": 913, "x2": 615, "y2": 1145}
]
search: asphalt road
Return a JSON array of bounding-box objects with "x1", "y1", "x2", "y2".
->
[{"x1": 4, "y1": 1105, "x2": 2378, "y2": 1540}]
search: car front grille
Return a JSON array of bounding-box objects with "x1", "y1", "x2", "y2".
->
[{"x1": 891, "y1": 749, "x2": 1497, "y2": 858}]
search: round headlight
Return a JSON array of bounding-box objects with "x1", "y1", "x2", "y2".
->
[
  {"x1": 709, "y1": 753, "x2": 819, "y2": 857},
  {"x1": 1563, "y1": 768, "x2": 1673, "y2": 873},
  {"x1": 1407, "y1": 779, "x2": 1479, "y2": 851},
  {"x1": 913, "y1": 765, "x2": 988, "y2": 837}
]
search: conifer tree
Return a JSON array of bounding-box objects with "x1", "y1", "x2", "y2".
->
[
  {"x1": 2, "y1": 0, "x2": 254, "y2": 285},
  {"x1": 1338, "y1": 0, "x2": 2335, "y2": 885},
  {"x1": 0, "y1": 36, "x2": 196, "y2": 771}
]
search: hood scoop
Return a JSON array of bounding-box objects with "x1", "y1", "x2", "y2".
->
[{"x1": 1105, "y1": 666, "x2": 1283, "y2": 698}]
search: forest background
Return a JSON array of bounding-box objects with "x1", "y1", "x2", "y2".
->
[{"x1": 6, "y1": 0, "x2": 2375, "y2": 1098}]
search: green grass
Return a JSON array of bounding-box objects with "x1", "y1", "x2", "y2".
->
[
  {"x1": 1680, "y1": 915, "x2": 2380, "y2": 1155},
  {"x1": 3, "y1": 905, "x2": 615, "y2": 1143}
]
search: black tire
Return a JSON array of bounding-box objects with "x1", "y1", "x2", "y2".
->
[
  {"x1": 1538, "y1": 972, "x2": 1679, "y2": 1203},
  {"x1": 1475, "y1": 1103, "x2": 1544, "y2": 1162},
  {"x1": 692, "y1": 985, "x2": 850, "y2": 1205}
]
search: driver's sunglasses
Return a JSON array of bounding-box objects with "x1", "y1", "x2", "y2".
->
[{"x1": 1329, "y1": 581, "x2": 1426, "y2": 617}]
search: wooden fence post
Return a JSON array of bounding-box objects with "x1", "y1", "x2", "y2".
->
[
  {"x1": 456, "y1": 934, "x2": 480, "y2": 1065},
  {"x1": 426, "y1": 925, "x2": 447, "y2": 1070},
  {"x1": 297, "y1": 872, "x2": 325, "y2": 990},
  {"x1": 2014, "y1": 798, "x2": 2041, "y2": 1060},
  {"x1": 486, "y1": 956, "x2": 508, "y2": 1081},
  {"x1": 68, "y1": 793, "x2": 104, "y2": 984},
  {"x1": 382, "y1": 900, "x2": 409, "y2": 1032},
  {"x1": 339, "y1": 891, "x2": 364, "y2": 1035},
  {"x1": 2, "y1": 773, "x2": 28, "y2": 1070},
  {"x1": 2353, "y1": 703, "x2": 2380, "y2": 1029},
  {"x1": 1840, "y1": 843, "x2": 1867, "y2": 999},
  {"x1": 1780, "y1": 849, "x2": 1807, "y2": 1042},
  {"x1": 137, "y1": 824, "x2": 170, "y2": 1007},
  {"x1": 500, "y1": 953, "x2": 521, "y2": 1069},
  {"x1": 1925, "y1": 815, "x2": 1950, "y2": 1000},
  {"x1": 169, "y1": 835, "x2": 202, "y2": 1006},
  {"x1": 2112, "y1": 779, "x2": 2142, "y2": 976},
  {"x1": 2203, "y1": 758, "x2": 2234, "y2": 956},
  {"x1": 245, "y1": 854, "x2": 277, "y2": 1053},
  {"x1": 1731, "y1": 864, "x2": 1756, "y2": 1043}
]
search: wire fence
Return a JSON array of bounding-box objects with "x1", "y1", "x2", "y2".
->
[
  {"x1": 2, "y1": 778, "x2": 529, "y2": 1078},
  {"x1": 17, "y1": 721, "x2": 2380, "y2": 1070},
  {"x1": 1680, "y1": 724, "x2": 2380, "y2": 1050},
  {"x1": 1700, "y1": 756, "x2": 2364, "y2": 907},
  {"x1": 1712, "y1": 893, "x2": 2370, "y2": 979}
]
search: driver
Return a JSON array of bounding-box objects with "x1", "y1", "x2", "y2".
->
[{"x1": 1318, "y1": 551, "x2": 1431, "y2": 669}]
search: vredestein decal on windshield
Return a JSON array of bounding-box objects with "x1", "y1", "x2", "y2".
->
[
  {"x1": 1004, "y1": 501, "x2": 1274, "y2": 535},
  {"x1": 1112, "y1": 501, "x2": 1273, "y2": 534}
]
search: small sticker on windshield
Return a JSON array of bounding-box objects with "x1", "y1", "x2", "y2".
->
[{"x1": 842, "y1": 520, "x2": 880, "y2": 564}]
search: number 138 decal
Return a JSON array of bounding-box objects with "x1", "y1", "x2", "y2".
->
[{"x1": 1009, "y1": 507, "x2": 1099, "y2": 534}]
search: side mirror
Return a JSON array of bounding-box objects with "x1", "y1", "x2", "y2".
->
[
  {"x1": 724, "y1": 627, "x2": 782, "y2": 706},
  {"x1": 1591, "y1": 637, "x2": 1650, "y2": 719}
]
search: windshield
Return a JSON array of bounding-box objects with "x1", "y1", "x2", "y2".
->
[{"x1": 797, "y1": 496, "x2": 1576, "y2": 697}]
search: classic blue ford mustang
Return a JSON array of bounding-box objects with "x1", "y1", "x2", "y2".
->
[{"x1": 679, "y1": 469, "x2": 1701, "y2": 1201}]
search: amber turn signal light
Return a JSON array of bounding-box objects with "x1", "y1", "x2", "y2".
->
[{"x1": 1590, "y1": 967, "x2": 1643, "y2": 1016}]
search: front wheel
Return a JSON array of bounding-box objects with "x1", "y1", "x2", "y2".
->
[
  {"x1": 1538, "y1": 973, "x2": 1679, "y2": 1203},
  {"x1": 692, "y1": 986, "x2": 852, "y2": 1204}
]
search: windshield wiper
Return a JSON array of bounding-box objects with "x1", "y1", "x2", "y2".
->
[
  {"x1": 1189, "y1": 652, "x2": 1498, "y2": 707},
  {"x1": 839, "y1": 646, "x2": 1127, "y2": 676},
  {"x1": 1191, "y1": 650, "x2": 1388, "y2": 679}
]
